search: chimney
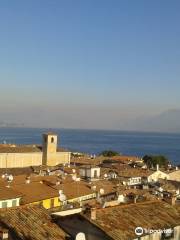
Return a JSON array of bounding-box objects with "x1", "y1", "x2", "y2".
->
[
  {"x1": 0, "y1": 228, "x2": 9, "y2": 240},
  {"x1": 25, "y1": 179, "x2": 30, "y2": 184},
  {"x1": 25, "y1": 176, "x2": 30, "y2": 184},
  {"x1": 56, "y1": 180, "x2": 60, "y2": 185},
  {"x1": 90, "y1": 208, "x2": 96, "y2": 220},
  {"x1": 134, "y1": 195, "x2": 138, "y2": 204},
  {"x1": 171, "y1": 196, "x2": 176, "y2": 206},
  {"x1": 156, "y1": 164, "x2": 159, "y2": 171}
]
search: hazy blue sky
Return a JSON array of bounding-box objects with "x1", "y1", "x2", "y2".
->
[{"x1": 0, "y1": 1, "x2": 180, "y2": 130}]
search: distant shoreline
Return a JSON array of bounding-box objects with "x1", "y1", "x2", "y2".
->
[{"x1": 0, "y1": 126, "x2": 180, "y2": 135}]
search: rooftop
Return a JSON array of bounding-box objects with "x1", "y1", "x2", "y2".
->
[
  {"x1": 110, "y1": 155, "x2": 142, "y2": 162},
  {"x1": 60, "y1": 166, "x2": 79, "y2": 175},
  {"x1": 86, "y1": 201, "x2": 180, "y2": 240},
  {"x1": 0, "y1": 205, "x2": 66, "y2": 240},
  {"x1": 0, "y1": 174, "x2": 96, "y2": 203},
  {"x1": 53, "y1": 181, "x2": 95, "y2": 199},
  {"x1": 12, "y1": 181, "x2": 59, "y2": 204},
  {"x1": 0, "y1": 174, "x2": 61, "y2": 187},
  {"x1": 79, "y1": 165, "x2": 100, "y2": 169},
  {"x1": 0, "y1": 144, "x2": 68, "y2": 153},
  {"x1": 117, "y1": 167, "x2": 154, "y2": 178},
  {"x1": 89, "y1": 180, "x2": 117, "y2": 195},
  {"x1": 71, "y1": 156, "x2": 103, "y2": 165},
  {"x1": 159, "y1": 179, "x2": 180, "y2": 191},
  {"x1": 43, "y1": 132, "x2": 58, "y2": 136},
  {"x1": 0, "y1": 144, "x2": 42, "y2": 153},
  {"x1": 0, "y1": 187, "x2": 22, "y2": 200}
]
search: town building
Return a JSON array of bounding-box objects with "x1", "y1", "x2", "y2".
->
[
  {"x1": 56, "y1": 201, "x2": 180, "y2": 240},
  {"x1": 116, "y1": 168, "x2": 153, "y2": 186},
  {"x1": 0, "y1": 132, "x2": 70, "y2": 168},
  {"x1": 13, "y1": 181, "x2": 61, "y2": 209},
  {"x1": 0, "y1": 187, "x2": 22, "y2": 208},
  {"x1": 79, "y1": 165, "x2": 101, "y2": 180},
  {"x1": 0, "y1": 205, "x2": 67, "y2": 240},
  {"x1": 53, "y1": 181, "x2": 96, "y2": 205},
  {"x1": 117, "y1": 166, "x2": 170, "y2": 185},
  {"x1": 168, "y1": 169, "x2": 180, "y2": 182},
  {"x1": 0, "y1": 174, "x2": 97, "y2": 209},
  {"x1": 147, "y1": 166, "x2": 169, "y2": 182}
]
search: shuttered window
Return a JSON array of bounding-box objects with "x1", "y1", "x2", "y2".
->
[
  {"x1": 2, "y1": 201, "x2": 8, "y2": 208},
  {"x1": 12, "y1": 200, "x2": 17, "y2": 207}
]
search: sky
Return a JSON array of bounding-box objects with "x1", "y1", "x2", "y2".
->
[{"x1": 0, "y1": 0, "x2": 180, "y2": 130}]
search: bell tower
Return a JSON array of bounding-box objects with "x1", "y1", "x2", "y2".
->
[{"x1": 42, "y1": 132, "x2": 58, "y2": 166}]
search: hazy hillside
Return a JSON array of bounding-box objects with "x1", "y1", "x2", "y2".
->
[
  {"x1": 0, "y1": 109, "x2": 180, "y2": 133},
  {"x1": 126, "y1": 109, "x2": 180, "y2": 133},
  {"x1": 0, "y1": 121, "x2": 24, "y2": 128}
]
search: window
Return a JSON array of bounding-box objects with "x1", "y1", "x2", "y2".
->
[
  {"x1": 12, "y1": 199, "x2": 17, "y2": 207},
  {"x1": 94, "y1": 170, "x2": 98, "y2": 178},
  {"x1": 50, "y1": 198, "x2": 54, "y2": 208},
  {"x1": 2, "y1": 201, "x2": 8, "y2": 208},
  {"x1": 51, "y1": 137, "x2": 54, "y2": 143}
]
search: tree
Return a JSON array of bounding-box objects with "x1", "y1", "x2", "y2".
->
[
  {"x1": 143, "y1": 155, "x2": 169, "y2": 169},
  {"x1": 99, "y1": 150, "x2": 120, "y2": 157}
]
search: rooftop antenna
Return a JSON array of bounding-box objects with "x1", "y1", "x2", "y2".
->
[
  {"x1": 72, "y1": 175, "x2": 77, "y2": 181},
  {"x1": 104, "y1": 173, "x2": 108, "y2": 179},
  {"x1": 47, "y1": 168, "x2": 50, "y2": 175},
  {"x1": 59, "y1": 190, "x2": 67, "y2": 205},
  {"x1": 8, "y1": 175, "x2": 13, "y2": 182},
  {"x1": 76, "y1": 178, "x2": 80, "y2": 201},
  {"x1": 99, "y1": 188, "x2": 105, "y2": 195},
  {"x1": 6, "y1": 174, "x2": 13, "y2": 188},
  {"x1": 91, "y1": 185, "x2": 96, "y2": 191}
]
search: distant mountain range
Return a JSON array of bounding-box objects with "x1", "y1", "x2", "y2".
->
[
  {"x1": 125, "y1": 109, "x2": 180, "y2": 133},
  {"x1": 0, "y1": 109, "x2": 180, "y2": 133},
  {"x1": 0, "y1": 121, "x2": 24, "y2": 128}
]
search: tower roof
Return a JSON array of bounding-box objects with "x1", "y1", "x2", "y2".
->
[{"x1": 43, "y1": 132, "x2": 58, "y2": 136}]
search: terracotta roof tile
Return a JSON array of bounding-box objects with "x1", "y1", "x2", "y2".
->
[
  {"x1": 0, "y1": 144, "x2": 42, "y2": 153},
  {"x1": 12, "y1": 182, "x2": 59, "y2": 204},
  {"x1": 87, "y1": 201, "x2": 180, "y2": 240},
  {"x1": 117, "y1": 168, "x2": 154, "y2": 177},
  {"x1": 0, "y1": 187, "x2": 22, "y2": 200},
  {"x1": 111, "y1": 155, "x2": 142, "y2": 162},
  {"x1": 53, "y1": 181, "x2": 95, "y2": 199},
  {"x1": 90, "y1": 180, "x2": 117, "y2": 195},
  {"x1": 0, "y1": 205, "x2": 66, "y2": 240},
  {"x1": 0, "y1": 144, "x2": 69, "y2": 153}
]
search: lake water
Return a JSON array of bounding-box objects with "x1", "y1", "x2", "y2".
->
[{"x1": 0, "y1": 128, "x2": 179, "y2": 165}]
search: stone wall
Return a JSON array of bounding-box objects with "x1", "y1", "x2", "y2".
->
[
  {"x1": 0, "y1": 151, "x2": 70, "y2": 168},
  {"x1": 0, "y1": 153, "x2": 42, "y2": 168},
  {"x1": 46, "y1": 152, "x2": 71, "y2": 166}
]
